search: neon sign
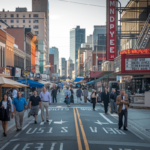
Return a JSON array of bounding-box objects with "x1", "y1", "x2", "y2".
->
[{"x1": 120, "y1": 49, "x2": 150, "y2": 55}]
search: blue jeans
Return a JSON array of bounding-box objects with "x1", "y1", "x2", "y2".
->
[{"x1": 66, "y1": 97, "x2": 70, "y2": 105}]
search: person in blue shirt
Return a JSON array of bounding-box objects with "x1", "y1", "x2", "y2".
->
[
  {"x1": 65, "y1": 87, "x2": 71, "y2": 107},
  {"x1": 12, "y1": 91, "x2": 27, "y2": 132}
]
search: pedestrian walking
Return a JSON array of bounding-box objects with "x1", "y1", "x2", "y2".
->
[
  {"x1": 116, "y1": 89, "x2": 129, "y2": 131},
  {"x1": 0, "y1": 94, "x2": 13, "y2": 136},
  {"x1": 39, "y1": 87, "x2": 51, "y2": 122},
  {"x1": 65, "y1": 87, "x2": 71, "y2": 107},
  {"x1": 76, "y1": 87, "x2": 83, "y2": 104},
  {"x1": 91, "y1": 90, "x2": 97, "y2": 111},
  {"x1": 12, "y1": 91, "x2": 27, "y2": 131},
  {"x1": 51, "y1": 87, "x2": 57, "y2": 103},
  {"x1": 101, "y1": 87, "x2": 109, "y2": 115},
  {"x1": 83, "y1": 88, "x2": 88, "y2": 103},
  {"x1": 110, "y1": 88, "x2": 117, "y2": 114},
  {"x1": 29, "y1": 90, "x2": 41, "y2": 124},
  {"x1": 70, "y1": 88, "x2": 74, "y2": 103}
]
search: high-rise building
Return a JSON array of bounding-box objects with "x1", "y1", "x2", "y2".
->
[
  {"x1": 67, "y1": 58, "x2": 74, "y2": 78},
  {"x1": 81, "y1": 35, "x2": 93, "y2": 48},
  {"x1": 0, "y1": 0, "x2": 49, "y2": 74},
  {"x1": 49, "y1": 47, "x2": 59, "y2": 73},
  {"x1": 59, "y1": 58, "x2": 66, "y2": 77},
  {"x1": 70, "y1": 26, "x2": 85, "y2": 64}
]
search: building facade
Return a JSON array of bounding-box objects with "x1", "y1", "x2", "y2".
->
[
  {"x1": 49, "y1": 47, "x2": 59, "y2": 73},
  {"x1": 0, "y1": 0, "x2": 49, "y2": 74},
  {"x1": 67, "y1": 58, "x2": 74, "y2": 78},
  {"x1": 59, "y1": 58, "x2": 66, "y2": 77}
]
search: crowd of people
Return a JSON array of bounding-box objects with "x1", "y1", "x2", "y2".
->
[{"x1": 0, "y1": 84, "x2": 129, "y2": 137}]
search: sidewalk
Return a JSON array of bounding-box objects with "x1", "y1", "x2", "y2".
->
[{"x1": 100, "y1": 103, "x2": 150, "y2": 138}]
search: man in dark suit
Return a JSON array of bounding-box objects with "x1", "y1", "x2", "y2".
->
[
  {"x1": 101, "y1": 88, "x2": 109, "y2": 115},
  {"x1": 116, "y1": 89, "x2": 129, "y2": 131}
]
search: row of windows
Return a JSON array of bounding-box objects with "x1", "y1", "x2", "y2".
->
[
  {"x1": 8, "y1": 25, "x2": 39, "y2": 29},
  {"x1": 4, "y1": 19, "x2": 39, "y2": 23},
  {"x1": 0, "y1": 14, "x2": 39, "y2": 18}
]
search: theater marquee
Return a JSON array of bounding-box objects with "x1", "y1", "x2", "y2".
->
[{"x1": 106, "y1": 0, "x2": 117, "y2": 60}]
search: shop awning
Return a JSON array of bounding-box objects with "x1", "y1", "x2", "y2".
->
[
  {"x1": 17, "y1": 79, "x2": 44, "y2": 88},
  {"x1": 73, "y1": 78, "x2": 84, "y2": 83},
  {"x1": 86, "y1": 72, "x2": 114, "y2": 85},
  {"x1": 38, "y1": 80, "x2": 50, "y2": 85}
]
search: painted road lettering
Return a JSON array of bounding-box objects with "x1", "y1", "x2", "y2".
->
[
  {"x1": 90, "y1": 127, "x2": 97, "y2": 133},
  {"x1": 61, "y1": 127, "x2": 68, "y2": 133},
  {"x1": 103, "y1": 128, "x2": 126, "y2": 135},
  {"x1": 48, "y1": 108, "x2": 69, "y2": 111},
  {"x1": 47, "y1": 127, "x2": 53, "y2": 133},
  {"x1": 35, "y1": 143, "x2": 44, "y2": 150},
  {"x1": 109, "y1": 148, "x2": 141, "y2": 150}
]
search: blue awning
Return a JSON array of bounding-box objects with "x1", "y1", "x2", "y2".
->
[
  {"x1": 73, "y1": 78, "x2": 84, "y2": 83},
  {"x1": 17, "y1": 79, "x2": 44, "y2": 88}
]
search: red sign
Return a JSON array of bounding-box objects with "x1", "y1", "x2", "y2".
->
[
  {"x1": 107, "y1": 0, "x2": 116, "y2": 60},
  {"x1": 120, "y1": 49, "x2": 150, "y2": 55}
]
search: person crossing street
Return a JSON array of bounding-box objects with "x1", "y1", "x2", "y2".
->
[
  {"x1": 110, "y1": 88, "x2": 117, "y2": 114},
  {"x1": 39, "y1": 87, "x2": 51, "y2": 122},
  {"x1": 76, "y1": 87, "x2": 83, "y2": 104},
  {"x1": 65, "y1": 87, "x2": 71, "y2": 107}
]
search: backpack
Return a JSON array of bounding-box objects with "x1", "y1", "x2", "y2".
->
[{"x1": 92, "y1": 93, "x2": 96, "y2": 98}]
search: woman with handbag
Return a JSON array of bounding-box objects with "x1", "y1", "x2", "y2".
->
[
  {"x1": 0, "y1": 93, "x2": 13, "y2": 136},
  {"x1": 91, "y1": 90, "x2": 97, "y2": 111}
]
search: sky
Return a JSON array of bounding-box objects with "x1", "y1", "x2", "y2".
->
[{"x1": 0, "y1": 0, "x2": 129, "y2": 60}]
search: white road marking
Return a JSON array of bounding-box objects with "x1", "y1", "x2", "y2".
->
[
  {"x1": 0, "y1": 142, "x2": 11, "y2": 150},
  {"x1": 99, "y1": 113, "x2": 116, "y2": 124},
  {"x1": 36, "y1": 127, "x2": 45, "y2": 134},
  {"x1": 47, "y1": 127, "x2": 53, "y2": 133},
  {"x1": 114, "y1": 128, "x2": 126, "y2": 135},
  {"x1": 12, "y1": 144, "x2": 20, "y2": 150},
  {"x1": 107, "y1": 128, "x2": 117, "y2": 134},
  {"x1": 35, "y1": 143, "x2": 44, "y2": 150},
  {"x1": 95, "y1": 120, "x2": 109, "y2": 125},
  {"x1": 90, "y1": 127, "x2": 97, "y2": 133},
  {"x1": 40, "y1": 122, "x2": 45, "y2": 125},
  {"x1": 49, "y1": 120, "x2": 53, "y2": 125},
  {"x1": 22, "y1": 143, "x2": 33, "y2": 150},
  {"x1": 54, "y1": 120, "x2": 68, "y2": 124},
  {"x1": 61, "y1": 127, "x2": 68, "y2": 133},
  {"x1": 10, "y1": 139, "x2": 19, "y2": 142},
  {"x1": 50, "y1": 143, "x2": 56, "y2": 150},
  {"x1": 102, "y1": 127, "x2": 108, "y2": 134},
  {"x1": 60, "y1": 143, "x2": 63, "y2": 150},
  {"x1": 26, "y1": 128, "x2": 38, "y2": 134}
]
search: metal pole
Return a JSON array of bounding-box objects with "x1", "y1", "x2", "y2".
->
[
  {"x1": 25, "y1": 75, "x2": 27, "y2": 100},
  {"x1": 96, "y1": 45, "x2": 98, "y2": 70}
]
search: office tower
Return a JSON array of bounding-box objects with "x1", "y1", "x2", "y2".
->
[
  {"x1": 59, "y1": 58, "x2": 66, "y2": 77},
  {"x1": 49, "y1": 47, "x2": 59, "y2": 73}
]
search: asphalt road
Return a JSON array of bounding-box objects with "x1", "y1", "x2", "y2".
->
[{"x1": 0, "y1": 89, "x2": 150, "y2": 150}]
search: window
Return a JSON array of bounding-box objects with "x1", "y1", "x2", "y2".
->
[
  {"x1": 33, "y1": 14, "x2": 39, "y2": 17},
  {"x1": 29, "y1": 20, "x2": 31, "y2": 23},
  {"x1": 29, "y1": 25, "x2": 31, "y2": 28},
  {"x1": 33, "y1": 20, "x2": 38, "y2": 23},
  {"x1": 23, "y1": 14, "x2": 25, "y2": 17},
  {"x1": 23, "y1": 20, "x2": 25, "y2": 23},
  {"x1": 23, "y1": 25, "x2": 25, "y2": 28},
  {"x1": 11, "y1": 25, "x2": 14, "y2": 28},
  {"x1": 33, "y1": 25, "x2": 39, "y2": 29},
  {"x1": 16, "y1": 20, "x2": 19, "y2": 23},
  {"x1": 11, "y1": 20, "x2": 14, "y2": 23},
  {"x1": 29, "y1": 14, "x2": 31, "y2": 17},
  {"x1": 4, "y1": 20, "x2": 7, "y2": 23},
  {"x1": 4, "y1": 14, "x2": 7, "y2": 17},
  {"x1": 10, "y1": 14, "x2": 14, "y2": 17},
  {"x1": 35, "y1": 31, "x2": 39, "y2": 35},
  {"x1": 16, "y1": 14, "x2": 19, "y2": 17}
]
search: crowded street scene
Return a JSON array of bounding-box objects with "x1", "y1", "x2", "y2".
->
[{"x1": 0, "y1": 0, "x2": 150, "y2": 149}]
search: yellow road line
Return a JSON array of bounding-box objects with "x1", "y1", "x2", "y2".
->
[
  {"x1": 76, "y1": 108, "x2": 90, "y2": 150},
  {"x1": 73, "y1": 108, "x2": 82, "y2": 150}
]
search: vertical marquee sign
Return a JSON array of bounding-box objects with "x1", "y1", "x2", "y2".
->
[{"x1": 106, "y1": 0, "x2": 117, "y2": 60}]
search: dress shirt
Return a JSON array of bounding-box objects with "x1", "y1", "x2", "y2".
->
[
  {"x1": 122, "y1": 96, "x2": 125, "y2": 110},
  {"x1": 39, "y1": 92, "x2": 51, "y2": 103},
  {"x1": 12, "y1": 90, "x2": 17, "y2": 99},
  {"x1": 65, "y1": 90, "x2": 71, "y2": 97}
]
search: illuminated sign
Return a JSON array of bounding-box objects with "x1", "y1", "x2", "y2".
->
[
  {"x1": 107, "y1": 0, "x2": 116, "y2": 60},
  {"x1": 120, "y1": 49, "x2": 150, "y2": 55},
  {"x1": 125, "y1": 58, "x2": 150, "y2": 71}
]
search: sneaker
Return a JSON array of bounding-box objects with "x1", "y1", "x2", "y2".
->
[
  {"x1": 4, "y1": 133, "x2": 7, "y2": 137},
  {"x1": 16, "y1": 129, "x2": 20, "y2": 132},
  {"x1": 124, "y1": 127, "x2": 128, "y2": 131},
  {"x1": 35, "y1": 121, "x2": 37, "y2": 124},
  {"x1": 47, "y1": 120, "x2": 49, "y2": 122}
]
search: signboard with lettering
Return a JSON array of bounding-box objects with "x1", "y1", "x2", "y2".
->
[
  {"x1": 125, "y1": 58, "x2": 150, "y2": 70},
  {"x1": 107, "y1": 0, "x2": 117, "y2": 60}
]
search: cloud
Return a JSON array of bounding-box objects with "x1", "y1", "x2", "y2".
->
[{"x1": 50, "y1": 15, "x2": 61, "y2": 20}]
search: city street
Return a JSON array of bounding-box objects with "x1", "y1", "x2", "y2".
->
[{"x1": 0, "y1": 90, "x2": 150, "y2": 150}]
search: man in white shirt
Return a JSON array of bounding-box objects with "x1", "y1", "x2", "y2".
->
[{"x1": 12, "y1": 88, "x2": 18, "y2": 99}]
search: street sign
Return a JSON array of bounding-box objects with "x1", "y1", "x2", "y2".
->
[{"x1": 24, "y1": 71, "x2": 29, "y2": 76}]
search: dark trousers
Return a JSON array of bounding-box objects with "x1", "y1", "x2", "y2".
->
[
  {"x1": 53, "y1": 96, "x2": 57, "y2": 103},
  {"x1": 92, "y1": 98, "x2": 96, "y2": 109},
  {"x1": 119, "y1": 109, "x2": 127, "y2": 128},
  {"x1": 104, "y1": 103, "x2": 108, "y2": 113}
]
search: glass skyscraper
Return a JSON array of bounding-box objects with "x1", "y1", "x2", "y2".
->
[{"x1": 70, "y1": 26, "x2": 85, "y2": 64}]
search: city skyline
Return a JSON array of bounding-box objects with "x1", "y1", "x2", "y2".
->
[{"x1": 0, "y1": 0, "x2": 129, "y2": 60}]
